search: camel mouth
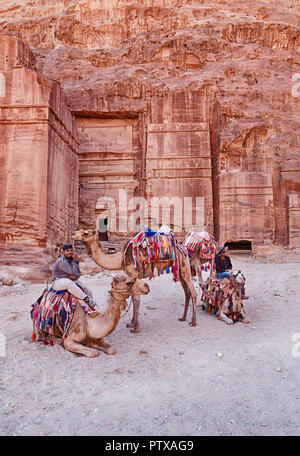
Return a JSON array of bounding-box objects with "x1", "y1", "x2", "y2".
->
[
  {"x1": 142, "y1": 284, "x2": 150, "y2": 294},
  {"x1": 72, "y1": 230, "x2": 82, "y2": 241}
]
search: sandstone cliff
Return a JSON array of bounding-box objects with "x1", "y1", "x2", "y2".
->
[{"x1": 1, "y1": 1, "x2": 300, "y2": 257}]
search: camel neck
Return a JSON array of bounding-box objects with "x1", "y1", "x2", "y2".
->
[
  {"x1": 87, "y1": 237, "x2": 123, "y2": 270},
  {"x1": 103, "y1": 296, "x2": 122, "y2": 334}
]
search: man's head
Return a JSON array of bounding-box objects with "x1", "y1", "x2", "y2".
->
[
  {"x1": 218, "y1": 246, "x2": 228, "y2": 258},
  {"x1": 62, "y1": 243, "x2": 74, "y2": 259}
]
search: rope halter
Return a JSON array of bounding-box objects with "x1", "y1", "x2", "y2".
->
[{"x1": 108, "y1": 281, "x2": 134, "y2": 318}]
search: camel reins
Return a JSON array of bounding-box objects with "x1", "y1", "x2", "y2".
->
[{"x1": 108, "y1": 287, "x2": 133, "y2": 319}]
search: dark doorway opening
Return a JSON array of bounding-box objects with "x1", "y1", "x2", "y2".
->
[
  {"x1": 98, "y1": 218, "x2": 108, "y2": 241},
  {"x1": 224, "y1": 240, "x2": 252, "y2": 251}
]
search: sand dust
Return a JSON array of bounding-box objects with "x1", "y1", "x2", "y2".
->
[{"x1": 0, "y1": 253, "x2": 299, "y2": 436}]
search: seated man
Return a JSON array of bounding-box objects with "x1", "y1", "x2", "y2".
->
[
  {"x1": 215, "y1": 246, "x2": 248, "y2": 299},
  {"x1": 215, "y1": 246, "x2": 232, "y2": 280},
  {"x1": 51, "y1": 243, "x2": 98, "y2": 313}
]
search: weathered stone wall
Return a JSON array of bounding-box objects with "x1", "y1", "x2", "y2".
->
[
  {"x1": 0, "y1": 34, "x2": 51, "y2": 248},
  {"x1": 147, "y1": 92, "x2": 218, "y2": 235},
  {"x1": 0, "y1": 33, "x2": 79, "y2": 277},
  {"x1": 47, "y1": 83, "x2": 79, "y2": 255},
  {"x1": 1, "y1": 1, "x2": 300, "y2": 252},
  {"x1": 76, "y1": 116, "x2": 140, "y2": 238}
]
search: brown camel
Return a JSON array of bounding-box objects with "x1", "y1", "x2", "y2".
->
[
  {"x1": 73, "y1": 229, "x2": 198, "y2": 332},
  {"x1": 32, "y1": 274, "x2": 150, "y2": 357}
]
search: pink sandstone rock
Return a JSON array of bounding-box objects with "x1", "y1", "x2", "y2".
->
[
  {"x1": 0, "y1": 33, "x2": 79, "y2": 280},
  {"x1": 0, "y1": 1, "x2": 300, "y2": 270}
]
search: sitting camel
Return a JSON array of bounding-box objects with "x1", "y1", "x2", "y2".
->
[
  {"x1": 183, "y1": 231, "x2": 220, "y2": 284},
  {"x1": 73, "y1": 229, "x2": 198, "y2": 332},
  {"x1": 32, "y1": 274, "x2": 149, "y2": 357},
  {"x1": 201, "y1": 269, "x2": 250, "y2": 325}
]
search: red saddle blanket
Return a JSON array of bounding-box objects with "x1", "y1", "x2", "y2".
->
[{"x1": 31, "y1": 289, "x2": 89, "y2": 339}]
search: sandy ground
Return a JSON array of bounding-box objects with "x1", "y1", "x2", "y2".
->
[{"x1": 0, "y1": 252, "x2": 299, "y2": 436}]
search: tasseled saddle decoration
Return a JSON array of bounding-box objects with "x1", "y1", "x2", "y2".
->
[{"x1": 123, "y1": 228, "x2": 187, "y2": 283}]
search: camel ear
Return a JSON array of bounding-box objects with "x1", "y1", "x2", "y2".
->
[
  {"x1": 92, "y1": 229, "x2": 97, "y2": 235},
  {"x1": 125, "y1": 277, "x2": 135, "y2": 285},
  {"x1": 113, "y1": 274, "x2": 126, "y2": 283}
]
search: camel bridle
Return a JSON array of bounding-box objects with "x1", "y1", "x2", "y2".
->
[
  {"x1": 232, "y1": 270, "x2": 245, "y2": 286},
  {"x1": 108, "y1": 282, "x2": 134, "y2": 318}
]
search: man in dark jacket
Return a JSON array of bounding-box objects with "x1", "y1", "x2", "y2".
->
[
  {"x1": 215, "y1": 246, "x2": 232, "y2": 279},
  {"x1": 215, "y1": 246, "x2": 248, "y2": 299}
]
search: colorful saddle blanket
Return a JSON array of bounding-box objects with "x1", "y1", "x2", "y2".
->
[
  {"x1": 123, "y1": 228, "x2": 187, "y2": 282},
  {"x1": 31, "y1": 288, "x2": 90, "y2": 339},
  {"x1": 184, "y1": 231, "x2": 220, "y2": 260},
  {"x1": 200, "y1": 276, "x2": 244, "y2": 322}
]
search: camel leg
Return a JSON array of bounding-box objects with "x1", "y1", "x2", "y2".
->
[
  {"x1": 126, "y1": 295, "x2": 141, "y2": 333},
  {"x1": 178, "y1": 275, "x2": 190, "y2": 323},
  {"x1": 239, "y1": 306, "x2": 251, "y2": 324},
  {"x1": 218, "y1": 311, "x2": 234, "y2": 325},
  {"x1": 180, "y1": 272, "x2": 198, "y2": 327},
  {"x1": 196, "y1": 265, "x2": 203, "y2": 286},
  {"x1": 63, "y1": 336, "x2": 99, "y2": 358},
  {"x1": 86, "y1": 338, "x2": 117, "y2": 355}
]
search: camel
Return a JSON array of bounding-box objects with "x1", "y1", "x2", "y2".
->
[
  {"x1": 201, "y1": 269, "x2": 251, "y2": 325},
  {"x1": 73, "y1": 229, "x2": 198, "y2": 332},
  {"x1": 32, "y1": 274, "x2": 150, "y2": 357},
  {"x1": 183, "y1": 231, "x2": 220, "y2": 285}
]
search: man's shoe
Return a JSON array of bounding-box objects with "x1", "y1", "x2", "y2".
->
[
  {"x1": 87, "y1": 310, "x2": 100, "y2": 318},
  {"x1": 83, "y1": 295, "x2": 98, "y2": 310}
]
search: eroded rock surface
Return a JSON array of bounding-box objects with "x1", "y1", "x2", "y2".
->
[{"x1": 0, "y1": 1, "x2": 300, "y2": 261}]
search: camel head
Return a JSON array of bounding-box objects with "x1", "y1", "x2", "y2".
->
[
  {"x1": 73, "y1": 229, "x2": 97, "y2": 243},
  {"x1": 111, "y1": 274, "x2": 149, "y2": 310},
  {"x1": 131, "y1": 278, "x2": 150, "y2": 296},
  {"x1": 231, "y1": 270, "x2": 246, "y2": 285}
]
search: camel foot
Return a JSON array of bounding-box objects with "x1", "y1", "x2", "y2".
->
[
  {"x1": 242, "y1": 318, "x2": 251, "y2": 324},
  {"x1": 189, "y1": 320, "x2": 196, "y2": 327},
  {"x1": 130, "y1": 326, "x2": 141, "y2": 334},
  {"x1": 105, "y1": 346, "x2": 117, "y2": 355},
  {"x1": 86, "y1": 349, "x2": 99, "y2": 358},
  {"x1": 226, "y1": 319, "x2": 234, "y2": 325},
  {"x1": 126, "y1": 322, "x2": 134, "y2": 328},
  {"x1": 178, "y1": 317, "x2": 186, "y2": 322}
]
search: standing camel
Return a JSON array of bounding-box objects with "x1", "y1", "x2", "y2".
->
[{"x1": 73, "y1": 229, "x2": 198, "y2": 332}]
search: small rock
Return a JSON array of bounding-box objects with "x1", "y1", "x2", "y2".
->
[
  {"x1": 276, "y1": 367, "x2": 282, "y2": 372},
  {"x1": 2, "y1": 279, "x2": 14, "y2": 286},
  {"x1": 217, "y1": 352, "x2": 224, "y2": 358}
]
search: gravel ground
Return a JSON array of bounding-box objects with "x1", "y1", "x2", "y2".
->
[{"x1": 0, "y1": 253, "x2": 299, "y2": 436}]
